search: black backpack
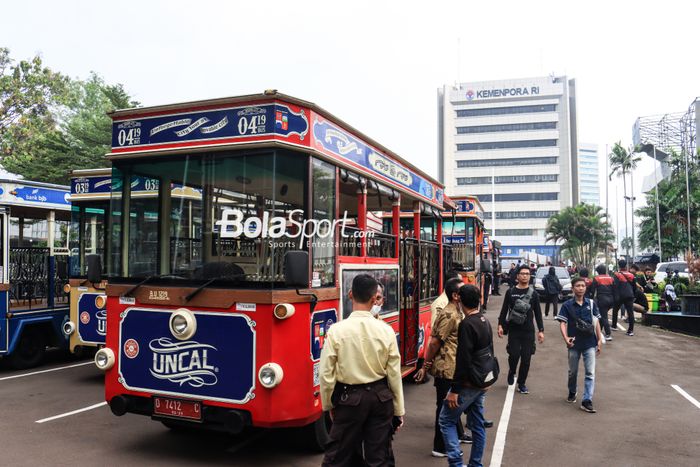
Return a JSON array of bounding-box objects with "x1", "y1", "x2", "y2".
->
[{"x1": 469, "y1": 320, "x2": 500, "y2": 388}]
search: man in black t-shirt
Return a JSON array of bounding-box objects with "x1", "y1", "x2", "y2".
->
[{"x1": 498, "y1": 264, "x2": 544, "y2": 394}]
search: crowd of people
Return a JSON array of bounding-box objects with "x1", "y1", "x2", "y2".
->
[{"x1": 318, "y1": 256, "x2": 659, "y2": 466}]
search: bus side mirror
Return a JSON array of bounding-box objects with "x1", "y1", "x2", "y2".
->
[
  {"x1": 86, "y1": 254, "x2": 102, "y2": 285},
  {"x1": 284, "y1": 251, "x2": 309, "y2": 288}
]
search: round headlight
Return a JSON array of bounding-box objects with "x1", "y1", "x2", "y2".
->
[
  {"x1": 273, "y1": 303, "x2": 295, "y2": 320},
  {"x1": 94, "y1": 348, "x2": 115, "y2": 370},
  {"x1": 258, "y1": 363, "x2": 284, "y2": 388},
  {"x1": 63, "y1": 321, "x2": 76, "y2": 336},
  {"x1": 63, "y1": 283, "x2": 71, "y2": 294},
  {"x1": 169, "y1": 309, "x2": 196, "y2": 340}
]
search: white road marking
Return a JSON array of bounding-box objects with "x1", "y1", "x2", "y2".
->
[
  {"x1": 671, "y1": 385, "x2": 700, "y2": 410},
  {"x1": 489, "y1": 383, "x2": 515, "y2": 467},
  {"x1": 0, "y1": 361, "x2": 93, "y2": 382},
  {"x1": 35, "y1": 401, "x2": 107, "y2": 424},
  {"x1": 616, "y1": 323, "x2": 627, "y2": 332}
]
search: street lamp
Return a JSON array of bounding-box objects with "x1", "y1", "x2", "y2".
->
[{"x1": 638, "y1": 143, "x2": 665, "y2": 260}]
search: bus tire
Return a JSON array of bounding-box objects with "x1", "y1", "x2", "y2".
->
[
  {"x1": 9, "y1": 327, "x2": 46, "y2": 370},
  {"x1": 302, "y1": 412, "x2": 332, "y2": 452}
]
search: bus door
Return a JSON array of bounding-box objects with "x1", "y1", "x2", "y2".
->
[
  {"x1": 0, "y1": 208, "x2": 7, "y2": 352},
  {"x1": 400, "y1": 238, "x2": 419, "y2": 364}
]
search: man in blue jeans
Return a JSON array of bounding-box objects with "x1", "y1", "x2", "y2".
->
[
  {"x1": 439, "y1": 284, "x2": 492, "y2": 467},
  {"x1": 556, "y1": 277, "x2": 602, "y2": 413}
]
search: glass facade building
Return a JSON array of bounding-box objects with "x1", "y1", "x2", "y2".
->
[
  {"x1": 578, "y1": 143, "x2": 600, "y2": 206},
  {"x1": 438, "y1": 76, "x2": 579, "y2": 260}
]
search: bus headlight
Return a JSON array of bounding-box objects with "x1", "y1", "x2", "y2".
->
[
  {"x1": 273, "y1": 303, "x2": 295, "y2": 320},
  {"x1": 169, "y1": 309, "x2": 196, "y2": 340},
  {"x1": 63, "y1": 321, "x2": 76, "y2": 336},
  {"x1": 258, "y1": 363, "x2": 284, "y2": 388},
  {"x1": 63, "y1": 283, "x2": 71, "y2": 294},
  {"x1": 95, "y1": 348, "x2": 115, "y2": 370}
]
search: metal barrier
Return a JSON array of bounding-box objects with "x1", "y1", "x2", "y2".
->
[{"x1": 9, "y1": 247, "x2": 68, "y2": 309}]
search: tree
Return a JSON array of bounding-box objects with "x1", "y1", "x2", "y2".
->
[
  {"x1": 609, "y1": 142, "x2": 642, "y2": 255},
  {"x1": 636, "y1": 148, "x2": 700, "y2": 259},
  {"x1": 1, "y1": 54, "x2": 139, "y2": 183},
  {"x1": 620, "y1": 236, "x2": 633, "y2": 257},
  {"x1": 1, "y1": 48, "x2": 70, "y2": 165},
  {"x1": 546, "y1": 203, "x2": 615, "y2": 271}
]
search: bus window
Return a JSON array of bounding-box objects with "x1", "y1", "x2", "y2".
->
[
  {"x1": 128, "y1": 175, "x2": 160, "y2": 277},
  {"x1": 338, "y1": 173, "x2": 361, "y2": 256},
  {"x1": 311, "y1": 158, "x2": 335, "y2": 286}
]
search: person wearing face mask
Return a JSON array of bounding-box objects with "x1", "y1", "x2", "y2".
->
[
  {"x1": 414, "y1": 277, "x2": 472, "y2": 457},
  {"x1": 371, "y1": 283, "x2": 384, "y2": 318}
]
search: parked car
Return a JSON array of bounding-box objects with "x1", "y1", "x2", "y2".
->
[
  {"x1": 654, "y1": 261, "x2": 689, "y2": 284},
  {"x1": 534, "y1": 267, "x2": 572, "y2": 301}
]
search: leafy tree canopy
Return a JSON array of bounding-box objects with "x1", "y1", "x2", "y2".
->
[{"x1": 1, "y1": 48, "x2": 138, "y2": 184}]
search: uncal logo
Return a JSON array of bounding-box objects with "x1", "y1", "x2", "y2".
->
[
  {"x1": 149, "y1": 338, "x2": 218, "y2": 388},
  {"x1": 96, "y1": 309, "x2": 107, "y2": 336},
  {"x1": 466, "y1": 89, "x2": 475, "y2": 101}
]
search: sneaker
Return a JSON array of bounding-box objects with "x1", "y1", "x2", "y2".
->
[
  {"x1": 517, "y1": 384, "x2": 529, "y2": 394},
  {"x1": 611, "y1": 327, "x2": 618, "y2": 332},
  {"x1": 459, "y1": 434, "x2": 473, "y2": 444},
  {"x1": 507, "y1": 372, "x2": 515, "y2": 386},
  {"x1": 483, "y1": 419, "x2": 494, "y2": 428},
  {"x1": 566, "y1": 392, "x2": 577, "y2": 403},
  {"x1": 431, "y1": 450, "x2": 462, "y2": 458},
  {"x1": 580, "y1": 400, "x2": 596, "y2": 413},
  {"x1": 626, "y1": 331, "x2": 634, "y2": 336},
  {"x1": 605, "y1": 335, "x2": 612, "y2": 341}
]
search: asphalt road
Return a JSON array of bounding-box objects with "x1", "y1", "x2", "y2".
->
[{"x1": 1, "y1": 289, "x2": 699, "y2": 466}]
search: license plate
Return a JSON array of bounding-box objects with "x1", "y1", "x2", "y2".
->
[{"x1": 153, "y1": 396, "x2": 202, "y2": 421}]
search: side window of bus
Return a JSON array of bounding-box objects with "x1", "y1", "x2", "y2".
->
[
  {"x1": 341, "y1": 268, "x2": 399, "y2": 319},
  {"x1": 338, "y1": 171, "x2": 361, "y2": 256},
  {"x1": 311, "y1": 159, "x2": 335, "y2": 287}
]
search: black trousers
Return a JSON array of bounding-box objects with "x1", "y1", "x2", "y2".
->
[
  {"x1": 507, "y1": 332, "x2": 534, "y2": 385},
  {"x1": 597, "y1": 299, "x2": 613, "y2": 336},
  {"x1": 612, "y1": 298, "x2": 634, "y2": 332},
  {"x1": 323, "y1": 383, "x2": 395, "y2": 467},
  {"x1": 433, "y1": 377, "x2": 465, "y2": 452},
  {"x1": 483, "y1": 277, "x2": 491, "y2": 308},
  {"x1": 492, "y1": 275, "x2": 501, "y2": 294},
  {"x1": 543, "y1": 294, "x2": 558, "y2": 317}
]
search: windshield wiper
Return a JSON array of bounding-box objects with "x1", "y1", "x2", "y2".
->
[
  {"x1": 122, "y1": 275, "x2": 159, "y2": 298},
  {"x1": 184, "y1": 273, "x2": 246, "y2": 303}
]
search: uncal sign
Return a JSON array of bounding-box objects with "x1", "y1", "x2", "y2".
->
[
  {"x1": 77, "y1": 293, "x2": 107, "y2": 344},
  {"x1": 118, "y1": 309, "x2": 256, "y2": 404}
]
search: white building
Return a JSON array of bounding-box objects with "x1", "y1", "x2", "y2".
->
[
  {"x1": 438, "y1": 76, "x2": 579, "y2": 260},
  {"x1": 578, "y1": 143, "x2": 600, "y2": 206}
]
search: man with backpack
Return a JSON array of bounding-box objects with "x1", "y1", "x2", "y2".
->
[
  {"x1": 497, "y1": 264, "x2": 544, "y2": 394},
  {"x1": 612, "y1": 259, "x2": 636, "y2": 336},
  {"x1": 542, "y1": 266, "x2": 562, "y2": 318},
  {"x1": 439, "y1": 284, "x2": 497, "y2": 467},
  {"x1": 556, "y1": 277, "x2": 602, "y2": 413}
]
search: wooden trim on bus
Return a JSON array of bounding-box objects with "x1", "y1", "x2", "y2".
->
[
  {"x1": 0, "y1": 283, "x2": 10, "y2": 291},
  {"x1": 105, "y1": 284, "x2": 340, "y2": 308}
]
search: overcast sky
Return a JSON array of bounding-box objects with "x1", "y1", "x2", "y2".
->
[{"x1": 2, "y1": 0, "x2": 698, "y2": 241}]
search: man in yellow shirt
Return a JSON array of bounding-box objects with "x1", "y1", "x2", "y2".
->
[{"x1": 320, "y1": 274, "x2": 405, "y2": 466}]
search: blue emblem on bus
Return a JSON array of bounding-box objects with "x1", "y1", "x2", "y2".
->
[
  {"x1": 119, "y1": 309, "x2": 256, "y2": 404},
  {"x1": 77, "y1": 293, "x2": 107, "y2": 344}
]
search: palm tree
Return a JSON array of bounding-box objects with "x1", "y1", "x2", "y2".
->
[
  {"x1": 545, "y1": 203, "x2": 614, "y2": 271},
  {"x1": 609, "y1": 142, "x2": 642, "y2": 257}
]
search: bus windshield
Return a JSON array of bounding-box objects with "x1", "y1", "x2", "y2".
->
[
  {"x1": 108, "y1": 150, "x2": 309, "y2": 286},
  {"x1": 69, "y1": 202, "x2": 109, "y2": 277}
]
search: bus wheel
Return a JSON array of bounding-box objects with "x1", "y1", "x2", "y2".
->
[
  {"x1": 301, "y1": 412, "x2": 332, "y2": 452},
  {"x1": 9, "y1": 327, "x2": 46, "y2": 370}
]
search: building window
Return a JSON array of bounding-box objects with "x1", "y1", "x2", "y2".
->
[
  {"x1": 483, "y1": 210, "x2": 559, "y2": 219},
  {"x1": 475, "y1": 192, "x2": 559, "y2": 202},
  {"x1": 456, "y1": 121, "x2": 557, "y2": 134},
  {"x1": 494, "y1": 229, "x2": 536, "y2": 236},
  {"x1": 457, "y1": 174, "x2": 558, "y2": 185},
  {"x1": 456, "y1": 157, "x2": 558, "y2": 168},
  {"x1": 457, "y1": 139, "x2": 557, "y2": 151},
  {"x1": 455, "y1": 104, "x2": 557, "y2": 118}
]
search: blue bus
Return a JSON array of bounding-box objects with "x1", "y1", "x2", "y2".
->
[{"x1": 0, "y1": 178, "x2": 71, "y2": 368}]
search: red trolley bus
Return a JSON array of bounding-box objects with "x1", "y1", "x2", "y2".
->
[{"x1": 94, "y1": 91, "x2": 449, "y2": 447}]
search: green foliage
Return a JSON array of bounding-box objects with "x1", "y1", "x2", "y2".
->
[
  {"x1": 546, "y1": 203, "x2": 614, "y2": 271},
  {"x1": 635, "y1": 148, "x2": 700, "y2": 259},
  {"x1": 1, "y1": 49, "x2": 138, "y2": 184}
]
